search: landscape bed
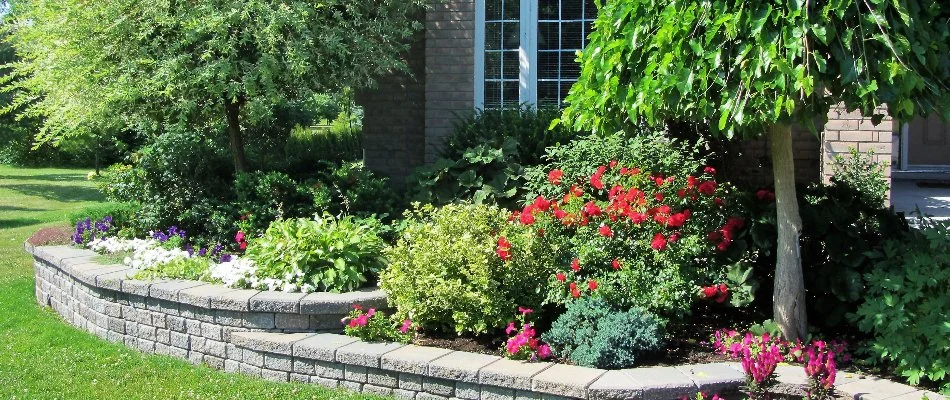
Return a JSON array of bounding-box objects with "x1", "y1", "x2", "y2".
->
[{"x1": 26, "y1": 243, "x2": 944, "y2": 400}]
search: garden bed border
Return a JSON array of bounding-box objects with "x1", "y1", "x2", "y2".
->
[{"x1": 26, "y1": 243, "x2": 944, "y2": 400}]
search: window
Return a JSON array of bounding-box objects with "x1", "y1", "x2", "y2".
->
[{"x1": 475, "y1": 0, "x2": 596, "y2": 109}]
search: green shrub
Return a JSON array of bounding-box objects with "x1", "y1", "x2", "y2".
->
[
  {"x1": 134, "y1": 256, "x2": 212, "y2": 282},
  {"x1": 380, "y1": 203, "x2": 558, "y2": 335},
  {"x1": 542, "y1": 297, "x2": 665, "y2": 369},
  {"x1": 830, "y1": 148, "x2": 889, "y2": 209},
  {"x1": 851, "y1": 218, "x2": 950, "y2": 393},
  {"x1": 741, "y1": 181, "x2": 906, "y2": 328},
  {"x1": 407, "y1": 106, "x2": 578, "y2": 209},
  {"x1": 234, "y1": 171, "x2": 315, "y2": 236},
  {"x1": 284, "y1": 126, "x2": 362, "y2": 174},
  {"x1": 314, "y1": 161, "x2": 398, "y2": 218},
  {"x1": 245, "y1": 215, "x2": 386, "y2": 293},
  {"x1": 518, "y1": 131, "x2": 745, "y2": 319}
]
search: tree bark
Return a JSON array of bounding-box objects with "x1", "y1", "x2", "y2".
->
[
  {"x1": 768, "y1": 123, "x2": 808, "y2": 341},
  {"x1": 225, "y1": 100, "x2": 249, "y2": 173}
]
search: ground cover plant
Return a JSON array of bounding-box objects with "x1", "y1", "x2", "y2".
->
[{"x1": 0, "y1": 166, "x2": 386, "y2": 399}]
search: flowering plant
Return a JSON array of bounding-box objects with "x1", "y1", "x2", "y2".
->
[
  {"x1": 803, "y1": 341, "x2": 837, "y2": 400},
  {"x1": 680, "y1": 393, "x2": 725, "y2": 400},
  {"x1": 502, "y1": 307, "x2": 552, "y2": 361},
  {"x1": 72, "y1": 216, "x2": 116, "y2": 245},
  {"x1": 736, "y1": 333, "x2": 782, "y2": 398},
  {"x1": 343, "y1": 304, "x2": 415, "y2": 344}
]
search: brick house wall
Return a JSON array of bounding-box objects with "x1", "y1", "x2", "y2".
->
[{"x1": 821, "y1": 105, "x2": 894, "y2": 189}]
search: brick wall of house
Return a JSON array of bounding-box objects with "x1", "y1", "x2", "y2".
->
[
  {"x1": 424, "y1": 0, "x2": 476, "y2": 163},
  {"x1": 715, "y1": 126, "x2": 822, "y2": 189},
  {"x1": 820, "y1": 105, "x2": 894, "y2": 190},
  {"x1": 357, "y1": 29, "x2": 427, "y2": 189}
]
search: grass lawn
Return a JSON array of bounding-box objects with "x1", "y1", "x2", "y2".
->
[{"x1": 0, "y1": 165, "x2": 379, "y2": 399}]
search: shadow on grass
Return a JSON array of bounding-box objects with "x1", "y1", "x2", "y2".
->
[
  {"x1": 0, "y1": 218, "x2": 46, "y2": 229},
  {"x1": 1, "y1": 184, "x2": 102, "y2": 203},
  {"x1": 0, "y1": 206, "x2": 41, "y2": 212},
  {"x1": 0, "y1": 173, "x2": 85, "y2": 182}
]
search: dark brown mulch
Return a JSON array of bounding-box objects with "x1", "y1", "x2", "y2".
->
[{"x1": 27, "y1": 225, "x2": 73, "y2": 247}]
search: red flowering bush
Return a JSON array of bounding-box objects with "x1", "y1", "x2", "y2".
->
[
  {"x1": 343, "y1": 304, "x2": 416, "y2": 344},
  {"x1": 503, "y1": 307, "x2": 552, "y2": 361}
]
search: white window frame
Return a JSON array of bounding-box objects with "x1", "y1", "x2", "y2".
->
[{"x1": 474, "y1": 0, "x2": 538, "y2": 109}]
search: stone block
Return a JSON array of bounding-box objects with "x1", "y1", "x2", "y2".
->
[
  {"x1": 244, "y1": 350, "x2": 265, "y2": 367},
  {"x1": 310, "y1": 314, "x2": 346, "y2": 331},
  {"x1": 185, "y1": 319, "x2": 202, "y2": 336},
  {"x1": 423, "y1": 377, "x2": 456, "y2": 397},
  {"x1": 337, "y1": 340, "x2": 406, "y2": 368},
  {"x1": 315, "y1": 360, "x2": 346, "y2": 379},
  {"x1": 298, "y1": 288, "x2": 387, "y2": 314},
  {"x1": 231, "y1": 331, "x2": 313, "y2": 356},
  {"x1": 368, "y1": 367, "x2": 400, "y2": 388},
  {"x1": 170, "y1": 331, "x2": 190, "y2": 349},
  {"x1": 479, "y1": 359, "x2": 553, "y2": 391},
  {"x1": 204, "y1": 355, "x2": 225, "y2": 370},
  {"x1": 417, "y1": 393, "x2": 448, "y2": 400},
  {"x1": 293, "y1": 358, "x2": 315, "y2": 375},
  {"x1": 364, "y1": 384, "x2": 395, "y2": 397},
  {"x1": 393, "y1": 388, "x2": 418, "y2": 400},
  {"x1": 311, "y1": 376, "x2": 340, "y2": 389},
  {"x1": 531, "y1": 364, "x2": 605, "y2": 399},
  {"x1": 346, "y1": 364, "x2": 369, "y2": 383},
  {"x1": 191, "y1": 337, "x2": 207, "y2": 353},
  {"x1": 275, "y1": 313, "x2": 311, "y2": 330},
  {"x1": 166, "y1": 315, "x2": 187, "y2": 332},
  {"x1": 264, "y1": 354, "x2": 294, "y2": 372},
  {"x1": 225, "y1": 359, "x2": 240, "y2": 373},
  {"x1": 240, "y1": 363, "x2": 262, "y2": 377},
  {"x1": 249, "y1": 291, "x2": 306, "y2": 313},
  {"x1": 261, "y1": 369, "x2": 289, "y2": 382},
  {"x1": 213, "y1": 310, "x2": 245, "y2": 327},
  {"x1": 400, "y1": 373, "x2": 425, "y2": 391},
  {"x1": 290, "y1": 373, "x2": 310, "y2": 383},
  {"x1": 243, "y1": 312, "x2": 276, "y2": 329},
  {"x1": 340, "y1": 380, "x2": 363, "y2": 392},
  {"x1": 674, "y1": 363, "x2": 745, "y2": 393},
  {"x1": 480, "y1": 385, "x2": 515, "y2": 400},
  {"x1": 622, "y1": 366, "x2": 698, "y2": 400},
  {"x1": 148, "y1": 280, "x2": 206, "y2": 302},
  {"x1": 428, "y1": 351, "x2": 500, "y2": 383},
  {"x1": 293, "y1": 333, "x2": 359, "y2": 362},
  {"x1": 382, "y1": 345, "x2": 454, "y2": 374},
  {"x1": 209, "y1": 289, "x2": 259, "y2": 311},
  {"x1": 178, "y1": 284, "x2": 239, "y2": 308},
  {"x1": 155, "y1": 328, "x2": 170, "y2": 345},
  {"x1": 588, "y1": 370, "x2": 643, "y2": 400},
  {"x1": 205, "y1": 340, "x2": 226, "y2": 358},
  {"x1": 456, "y1": 382, "x2": 481, "y2": 400},
  {"x1": 514, "y1": 390, "x2": 542, "y2": 400},
  {"x1": 200, "y1": 323, "x2": 223, "y2": 341},
  {"x1": 95, "y1": 269, "x2": 132, "y2": 292}
]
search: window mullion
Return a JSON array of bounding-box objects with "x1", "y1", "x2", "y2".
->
[
  {"x1": 474, "y1": 0, "x2": 486, "y2": 109},
  {"x1": 519, "y1": 0, "x2": 537, "y2": 106}
]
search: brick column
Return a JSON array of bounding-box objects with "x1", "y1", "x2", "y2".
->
[{"x1": 821, "y1": 104, "x2": 894, "y2": 201}]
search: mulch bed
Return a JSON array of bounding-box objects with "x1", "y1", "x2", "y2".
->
[{"x1": 27, "y1": 225, "x2": 74, "y2": 247}]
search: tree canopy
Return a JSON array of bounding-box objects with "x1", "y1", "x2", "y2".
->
[{"x1": 2, "y1": 0, "x2": 426, "y2": 170}]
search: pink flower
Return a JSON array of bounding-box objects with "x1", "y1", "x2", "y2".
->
[
  {"x1": 506, "y1": 322, "x2": 518, "y2": 335},
  {"x1": 354, "y1": 314, "x2": 369, "y2": 327},
  {"x1": 598, "y1": 225, "x2": 613, "y2": 238},
  {"x1": 704, "y1": 166, "x2": 716, "y2": 174},
  {"x1": 400, "y1": 319, "x2": 413, "y2": 333},
  {"x1": 537, "y1": 344, "x2": 552, "y2": 359},
  {"x1": 366, "y1": 308, "x2": 376, "y2": 318},
  {"x1": 518, "y1": 306, "x2": 534, "y2": 315}
]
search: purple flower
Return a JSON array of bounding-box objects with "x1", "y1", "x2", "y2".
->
[
  {"x1": 198, "y1": 247, "x2": 208, "y2": 257},
  {"x1": 219, "y1": 254, "x2": 233, "y2": 263}
]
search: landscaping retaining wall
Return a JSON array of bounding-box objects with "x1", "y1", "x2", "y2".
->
[{"x1": 27, "y1": 244, "x2": 943, "y2": 400}]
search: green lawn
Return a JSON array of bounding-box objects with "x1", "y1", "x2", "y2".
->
[{"x1": 0, "y1": 165, "x2": 377, "y2": 399}]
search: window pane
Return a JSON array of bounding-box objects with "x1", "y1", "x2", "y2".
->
[
  {"x1": 538, "y1": 81, "x2": 560, "y2": 107},
  {"x1": 561, "y1": 22, "x2": 583, "y2": 50},
  {"x1": 503, "y1": 51, "x2": 520, "y2": 80},
  {"x1": 584, "y1": 0, "x2": 597, "y2": 19},
  {"x1": 539, "y1": 0, "x2": 559, "y2": 20},
  {"x1": 485, "y1": 23, "x2": 502, "y2": 50},
  {"x1": 503, "y1": 0, "x2": 520, "y2": 20},
  {"x1": 486, "y1": 0, "x2": 502, "y2": 20},
  {"x1": 503, "y1": 81, "x2": 520, "y2": 106},
  {"x1": 538, "y1": 22, "x2": 559, "y2": 50},
  {"x1": 560, "y1": 81, "x2": 574, "y2": 103},
  {"x1": 485, "y1": 52, "x2": 501, "y2": 78},
  {"x1": 561, "y1": 0, "x2": 582, "y2": 20},
  {"x1": 538, "y1": 51, "x2": 559, "y2": 79},
  {"x1": 560, "y1": 51, "x2": 580, "y2": 77},
  {"x1": 503, "y1": 22, "x2": 520, "y2": 49},
  {"x1": 485, "y1": 81, "x2": 502, "y2": 108}
]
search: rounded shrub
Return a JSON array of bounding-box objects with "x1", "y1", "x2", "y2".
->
[
  {"x1": 380, "y1": 203, "x2": 558, "y2": 335},
  {"x1": 542, "y1": 297, "x2": 665, "y2": 369},
  {"x1": 245, "y1": 215, "x2": 385, "y2": 293}
]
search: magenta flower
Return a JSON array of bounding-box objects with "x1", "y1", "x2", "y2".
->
[{"x1": 400, "y1": 319, "x2": 412, "y2": 333}]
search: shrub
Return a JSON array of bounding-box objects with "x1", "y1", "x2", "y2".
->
[
  {"x1": 741, "y1": 181, "x2": 906, "y2": 328},
  {"x1": 314, "y1": 161, "x2": 398, "y2": 218},
  {"x1": 542, "y1": 297, "x2": 665, "y2": 369},
  {"x1": 284, "y1": 125, "x2": 361, "y2": 174},
  {"x1": 380, "y1": 203, "x2": 558, "y2": 335},
  {"x1": 244, "y1": 215, "x2": 385, "y2": 293},
  {"x1": 851, "y1": 218, "x2": 950, "y2": 393},
  {"x1": 407, "y1": 106, "x2": 578, "y2": 209},
  {"x1": 234, "y1": 171, "x2": 315, "y2": 236},
  {"x1": 830, "y1": 148, "x2": 889, "y2": 209},
  {"x1": 134, "y1": 256, "x2": 213, "y2": 282},
  {"x1": 518, "y1": 131, "x2": 744, "y2": 319}
]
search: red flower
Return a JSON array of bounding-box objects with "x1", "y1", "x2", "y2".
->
[
  {"x1": 588, "y1": 280, "x2": 598, "y2": 291},
  {"x1": 582, "y1": 201, "x2": 602, "y2": 217},
  {"x1": 590, "y1": 165, "x2": 607, "y2": 190},
  {"x1": 598, "y1": 225, "x2": 613, "y2": 238},
  {"x1": 702, "y1": 286, "x2": 718, "y2": 299},
  {"x1": 235, "y1": 231, "x2": 246, "y2": 243},
  {"x1": 687, "y1": 175, "x2": 698, "y2": 189},
  {"x1": 508, "y1": 211, "x2": 520, "y2": 222},
  {"x1": 570, "y1": 258, "x2": 581, "y2": 272},
  {"x1": 698, "y1": 180, "x2": 717, "y2": 196},
  {"x1": 714, "y1": 197, "x2": 725, "y2": 207},
  {"x1": 655, "y1": 192, "x2": 664, "y2": 202},
  {"x1": 628, "y1": 212, "x2": 647, "y2": 224},
  {"x1": 756, "y1": 189, "x2": 776, "y2": 202},
  {"x1": 532, "y1": 196, "x2": 552, "y2": 211},
  {"x1": 715, "y1": 284, "x2": 729, "y2": 303},
  {"x1": 553, "y1": 209, "x2": 568, "y2": 220},
  {"x1": 667, "y1": 212, "x2": 689, "y2": 228},
  {"x1": 570, "y1": 284, "x2": 581, "y2": 298},
  {"x1": 548, "y1": 169, "x2": 564, "y2": 185},
  {"x1": 629, "y1": 167, "x2": 641, "y2": 175},
  {"x1": 352, "y1": 304, "x2": 363, "y2": 310},
  {"x1": 496, "y1": 236, "x2": 512, "y2": 261},
  {"x1": 519, "y1": 206, "x2": 536, "y2": 225},
  {"x1": 570, "y1": 185, "x2": 584, "y2": 197},
  {"x1": 239, "y1": 242, "x2": 248, "y2": 250},
  {"x1": 677, "y1": 189, "x2": 687, "y2": 198},
  {"x1": 651, "y1": 233, "x2": 668, "y2": 251},
  {"x1": 668, "y1": 232, "x2": 679, "y2": 242},
  {"x1": 654, "y1": 176, "x2": 665, "y2": 187},
  {"x1": 556, "y1": 272, "x2": 566, "y2": 282},
  {"x1": 612, "y1": 259, "x2": 622, "y2": 270},
  {"x1": 704, "y1": 166, "x2": 716, "y2": 174}
]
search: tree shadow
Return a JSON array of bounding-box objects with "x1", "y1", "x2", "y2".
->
[
  {"x1": 1, "y1": 184, "x2": 102, "y2": 203},
  {"x1": 0, "y1": 173, "x2": 85, "y2": 182},
  {"x1": 0, "y1": 205, "x2": 41, "y2": 212},
  {"x1": 0, "y1": 217, "x2": 46, "y2": 229}
]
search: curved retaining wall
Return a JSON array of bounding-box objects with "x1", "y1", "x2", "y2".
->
[{"x1": 28, "y1": 244, "x2": 941, "y2": 400}]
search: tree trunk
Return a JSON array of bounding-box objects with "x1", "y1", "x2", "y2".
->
[
  {"x1": 225, "y1": 100, "x2": 249, "y2": 173},
  {"x1": 768, "y1": 123, "x2": 807, "y2": 341}
]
